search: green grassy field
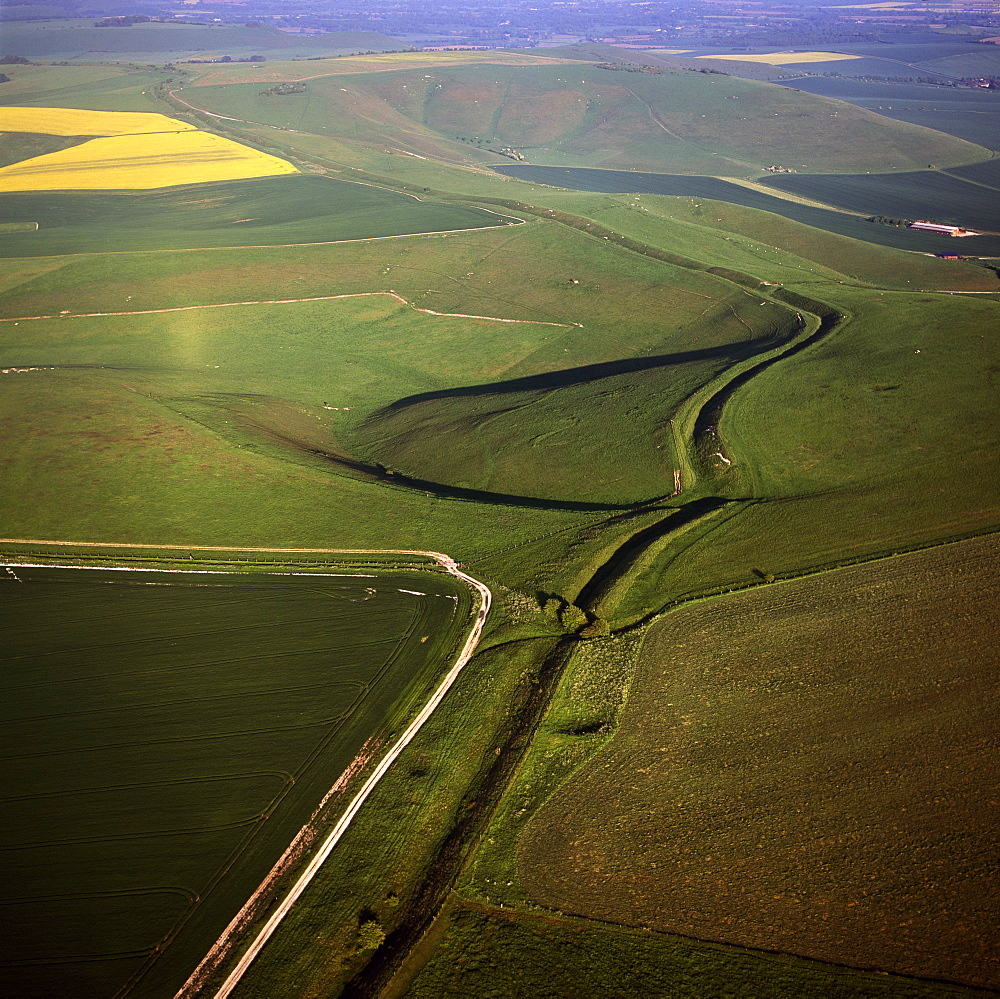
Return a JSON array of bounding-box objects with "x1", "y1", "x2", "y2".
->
[
  {"x1": 3, "y1": 47, "x2": 999, "y2": 999},
  {"x1": 524, "y1": 189, "x2": 997, "y2": 291},
  {"x1": 0, "y1": 176, "x2": 511, "y2": 256},
  {"x1": 1, "y1": 560, "x2": 472, "y2": 999},
  {"x1": 179, "y1": 57, "x2": 989, "y2": 177},
  {"x1": 629, "y1": 285, "x2": 1000, "y2": 611},
  {"x1": 0, "y1": 63, "x2": 171, "y2": 113},
  {"x1": 513, "y1": 536, "x2": 999, "y2": 991}
]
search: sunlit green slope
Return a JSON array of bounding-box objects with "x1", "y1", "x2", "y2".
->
[{"x1": 182, "y1": 56, "x2": 990, "y2": 176}]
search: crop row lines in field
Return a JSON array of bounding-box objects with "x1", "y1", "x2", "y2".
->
[
  {"x1": 0, "y1": 541, "x2": 492, "y2": 999},
  {"x1": 176, "y1": 554, "x2": 490, "y2": 999}
]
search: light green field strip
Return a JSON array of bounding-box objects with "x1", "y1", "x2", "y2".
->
[
  {"x1": 182, "y1": 49, "x2": 572, "y2": 86},
  {"x1": 720, "y1": 177, "x2": 869, "y2": 216}
]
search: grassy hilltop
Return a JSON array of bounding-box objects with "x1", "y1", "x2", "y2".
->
[
  {"x1": 178, "y1": 54, "x2": 989, "y2": 176},
  {"x1": 0, "y1": 48, "x2": 998, "y2": 999}
]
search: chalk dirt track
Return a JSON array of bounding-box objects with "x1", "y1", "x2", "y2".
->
[
  {"x1": 0, "y1": 539, "x2": 491, "y2": 999},
  {"x1": 0, "y1": 290, "x2": 572, "y2": 328}
]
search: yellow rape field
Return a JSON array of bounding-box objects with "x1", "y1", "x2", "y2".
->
[
  {"x1": 0, "y1": 106, "x2": 195, "y2": 136},
  {"x1": 0, "y1": 130, "x2": 299, "y2": 191},
  {"x1": 698, "y1": 51, "x2": 861, "y2": 65}
]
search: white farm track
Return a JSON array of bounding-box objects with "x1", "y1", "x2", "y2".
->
[
  {"x1": 0, "y1": 539, "x2": 491, "y2": 999},
  {"x1": 0, "y1": 290, "x2": 575, "y2": 328}
]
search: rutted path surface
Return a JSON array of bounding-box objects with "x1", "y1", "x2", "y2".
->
[{"x1": 0, "y1": 539, "x2": 490, "y2": 999}]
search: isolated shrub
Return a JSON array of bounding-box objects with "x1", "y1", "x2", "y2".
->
[
  {"x1": 558, "y1": 603, "x2": 588, "y2": 632},
  {"x1": 357, "y1": 919, "x2": 385, "y2": 951},
  {"x1": 540, "y1": 595, "x2": 564, "y2": 620},
  {"x1": 579, "y1": 618, "x2": 611, "y2": 639}
]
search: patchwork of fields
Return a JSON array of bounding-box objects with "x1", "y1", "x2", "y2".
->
[
  {"x1": 0, "y1": 37, "x2": 997, "y2": 999},
  {"x1": 0, "y1": 105, "x2": 297, "y2": 192},
  {"x1": 1, "y1": 561, "x2": 471, "y2": 998},
  {"x1": 492, "y1": 163, "x2": 1000, "y2": 255}
]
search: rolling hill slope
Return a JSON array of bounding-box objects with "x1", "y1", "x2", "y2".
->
[{"x1": 182, "y1": 55, "x2": 991, "y2": 177}]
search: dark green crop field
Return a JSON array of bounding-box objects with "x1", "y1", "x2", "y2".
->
[
  {"x1": 764, "y1": 169, "x2": 1000, "y2": 233},
  {"x1": 0, "y1": 561, "x2": 470, "y2": 999},
  {"x1": 909, "y1": 48, "x2": 1000, "y2": 81},
  {"x1": 777, "y1": 78, "x2": 1000, "y2": 150},
  {"x1": 517, "y1": 536, "x2": 1000, "y2": 991},
  {"x1": 492, "y1": 164, "x2": 1000, "y2": 255},
  {"x1": 834, "y1": 40, "x2": 991, "y2": 64},
  {"x1": 0, "y1": 176, "x2": 511, "y2": 257},
  {"x1": 944, "y1": 157, "x2": 1000, "y2": 188},
  {"x1": 0, "y1": 132, "x2": 90, "y2": 169}
]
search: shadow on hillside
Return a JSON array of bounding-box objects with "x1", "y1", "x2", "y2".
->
[{"x1": 373, "y1": 339, "x2": 782, "y2": 417}]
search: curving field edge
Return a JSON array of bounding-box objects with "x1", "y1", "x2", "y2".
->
[{"x1": 0, "y1": 539, "x2": 490, "y2": 999}]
